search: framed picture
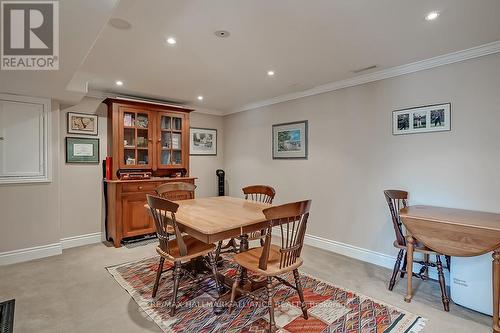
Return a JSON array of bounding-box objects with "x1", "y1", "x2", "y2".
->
[
  {"x1": 67, "y1": 112, "x2": 98, "y2": 135},
  {"x1": 66, "y1": 137, "x2": 99, "y2": 163},
  {"x1": 272, "y1": 120, "x2": 308, "y2": 159},
  {"x1": 190, "y1": 128, "x2": 217, "y2": 156},
  {"x1": 393, "y1": 103, "x2": 451, "y2": 135}
]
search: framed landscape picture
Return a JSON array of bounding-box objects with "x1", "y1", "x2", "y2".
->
[
  {"x1": 190, "y1": 128, "x2": 217, "y2": 156},
  {"x1": 272, "y1": 120, "x2": 308, "y2": 159},
  {"x1": 393, "y1": 103, "x2": 451, "y2": 135},
  {"x1": 67, "y1": 112, "x2": 98, "y2": 135},
  {"x1": 66, "y1": 137, "x2": 99, "y2": 163}
]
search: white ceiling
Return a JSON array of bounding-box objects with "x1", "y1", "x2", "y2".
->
[
  {"x1": 2, "y1": 0, "x2": 500, "y2": 114},
  {"x1": 0, "y1": 0, "x2": 119, "y2": 103}
]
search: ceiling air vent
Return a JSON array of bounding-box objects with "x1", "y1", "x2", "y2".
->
[{"x1": 352, "y1": 65, "x2": 378, "y2": 74}]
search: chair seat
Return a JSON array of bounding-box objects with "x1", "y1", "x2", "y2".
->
[
  {"x1": 393, "y1": 240, "x2": 439, "y2": 255},
  {"x1": 157, "y1": 235, "x2": 215, "y2": 263},
  {"x1": 234, "y1": 244, "x2": 303, "y2": 276}
]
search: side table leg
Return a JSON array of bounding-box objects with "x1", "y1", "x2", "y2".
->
[{"x1": 404, "y1": 236, "x2": 414, "y2": 303}]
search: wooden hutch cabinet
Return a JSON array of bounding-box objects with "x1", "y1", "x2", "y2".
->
[{"x1": 104, "y1": 99, "x2": 195, "y2": 247}]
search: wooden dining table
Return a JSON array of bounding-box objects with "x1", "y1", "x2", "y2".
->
[
  {"x1": 400, "y1": 205, "x2": 500, "y2": 333},
  {"x1": 146, "y1": 196, "x2": 273, "y2": 307}
]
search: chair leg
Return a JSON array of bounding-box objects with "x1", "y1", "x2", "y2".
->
[
  {"x1": 259, "y1": 230, "x2": 265, "y2": 247},
  {"x1": 389, "y1": 249, "x2": 404, "y2": 291},
  {"x1": 266, "y1": 277, "x2": 277, "y2": 333},
  {"x1": 436, "y1": 255, "x2": 450, "y2": 312},
  {"x1": 400, "y1": 250, "x2": 408, "y2": 278},
  {"x1": 152, "y1": 256, "x2": 165, "y2": 298},
  {"x1": 229, "y1": 266, "x2": 243, "y2": 313},
  {"x1": 170, "y1": 261, "x2": 182, "y2": 316},
  {"x1": 207, "y1": 252, "x2": 221, "y2": 295},
  {"x1": 424, "y1": 253, "x2": 430, "y2": 278},
  {"x1": 445, "y1": 255, "x2": 451, "y2": 271},
  {"x1": 215, "y1": 241, "x2": 223, "y2": 262},
  {"x1": 293, "y1": 269, "x2": 308, "y2": 319}
]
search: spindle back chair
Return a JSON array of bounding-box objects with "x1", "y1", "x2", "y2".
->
[
  {"x1": 147, "y1": 195, "x2": 220, "y2": 315},
  {"x1": 383, "y1": 190, "x2": 450, "y2": 311},
  {"x1": 230, "y1": 200, "x2": 312, "y2": 333}
]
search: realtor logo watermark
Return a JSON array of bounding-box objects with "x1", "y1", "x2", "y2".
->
[{"x1": 1, "y1": 1, "x2": 59, "y2": 70}]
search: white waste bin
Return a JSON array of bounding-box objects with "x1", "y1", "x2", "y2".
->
[{"x1": 450, "y1": 253, "x2": 492, "y2": 316}]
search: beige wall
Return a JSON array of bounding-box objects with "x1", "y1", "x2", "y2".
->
[
  {"x1": 223, "y1": 53, "x2": 500, "y2": 257},
  {"x1": 0, "y1": 103, "x2": 61, "y2": 252},
  {"x1": 60, "y1": 98, "x2": 107, "y2": 238},
  {"x1": 189, "y1": 112, "x2": 224, "y2": 198}
]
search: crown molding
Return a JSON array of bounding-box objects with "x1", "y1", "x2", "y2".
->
[
  {"x1": 85, "y1": 90, "x2": 225, "y2": 116},
  {"x1": 230, "y1": 40, "x2": 500, "y2": 114}
]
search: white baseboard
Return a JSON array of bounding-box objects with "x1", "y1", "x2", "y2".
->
[
  {"x1": 304, "y1": 233, "x2": 396, "y2": 269},
  {"x1": 0, "y1": 242, "x2": 62, "y2": 266},
  {"x1": 0, "y1": 232, "x2": 103, "y2": 265},
  {"x1": 61, "y1": 232, "x2": 102, "y2": 250},
  {"x1": 303, "y1": 233, "x2": 450, "y2": 285}
]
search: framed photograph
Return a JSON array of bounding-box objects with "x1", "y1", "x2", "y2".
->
[
  {"x1": 272, "y1": 120, "x2": 308, "y2": 159},
  {"x1": 190, "y1": 128, "x2": 217, "y2": 156},
  {"x1": 67, "y1": 112, "x2": 98, "y2": 135},
  {"x1": 66, "y1": 137, "x2": 99, "y2": 163},
  {"x1": 393, "y1": 103, "x2": 451, "y2": 135}
]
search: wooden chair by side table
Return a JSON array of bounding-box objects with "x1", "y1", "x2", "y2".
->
[
  {"x1": 229, "y1": 200, "x2": 312, "y2": 333},
  {"x1": 215, "y1": 185, "x2": 276, "y2": 259},
  {"x1": 147, "y1": 195, "x2": 221, "y2": 315},
  {"x1": 384, "y1": 190, "x2": 450, "y2": 311}
]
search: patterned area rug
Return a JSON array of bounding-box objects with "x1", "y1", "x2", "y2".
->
[{"x1": 107, "y1": 255, "x2": 426, "y2": 333}]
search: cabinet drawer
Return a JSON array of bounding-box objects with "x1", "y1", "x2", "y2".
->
[{"x1": 122, "y1": 182, "x2": 159, "y2": 193}]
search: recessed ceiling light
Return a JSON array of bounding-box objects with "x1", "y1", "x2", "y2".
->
[
  {"x1": 267, "y1": 70, "x2": 275, "y2": 76},
  {"x1": 425, "y1": 11, "x2": 440, "y2": 21},
  {"x1": 115, "y1": 80, "x2": 123, "y2": 86},
  {"x1": 197, "y1": 95, "x2": 204, "y2": 101},
  {"x1": 166, "y1": 37, "x2": 177, "y2": 45}
]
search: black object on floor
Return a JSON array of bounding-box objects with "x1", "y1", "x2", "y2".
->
[
  {"x1": 122, "y1": 234, "x2": 157, "y2": 248},
  {"x1": 216, "y1": 169, "x2": 225, "y2": 196},
  {"x1": 0, "y1": 299, "x2": 15, "y2": 333}
]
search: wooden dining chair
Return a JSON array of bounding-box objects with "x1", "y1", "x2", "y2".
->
[
  {"x1": 384, "y1": 190, "x2": 450, "y2": 311},
  {"x1": 215, "y1": 185, "x2": 276, "y2": 260},
  {"x1": 156, "y1": 182, "x2": 196, "y2": 200},
  {"x1": 229, "y1": 200, "x2": 311, "y2": 333},
  {"x1": 155, "y1": 182, "x2": 196, "y2": 235},
  {"x1": 147, "y1": 195, "x2": 220, "y2": 315}
]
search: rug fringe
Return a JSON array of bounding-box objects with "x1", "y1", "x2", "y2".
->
[{"x1": 409, "y1": 317, "x2": 427, "y2": 333}]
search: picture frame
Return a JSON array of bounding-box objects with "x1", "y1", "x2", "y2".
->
[
  {"x1": 272, "y1": 120, "x2": 308, "y2": 159},
  {"x1": 190, "y1": 128, "x2": 217, "y2": 156},
  {"x1": 393, "y1": 103, "x2": 451, "y2": 135},
  {"x1": 67, "y1": 112, "x2": 98, "y2": 135},
  {"x1": 66, "y1": 137, "x2": 99, "y2": 163}
]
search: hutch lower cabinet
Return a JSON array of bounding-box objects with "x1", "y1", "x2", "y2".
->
[
  {"x1": 105, "y1": 177, "x2": 196, "y2": 247},
  {"x1": 104, "y1": 98, "x2": 194, "y2": 247}
]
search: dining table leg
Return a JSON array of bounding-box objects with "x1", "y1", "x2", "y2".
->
[
  {"x1": 239, "y1": 234, "x2": 249, "y2": 286},
  {"x1": 493, "y1": 250, "x2": 500, "y2": 333},
  {"x1": 404, "y1": 236, "x2": 414, "y2": 303}
]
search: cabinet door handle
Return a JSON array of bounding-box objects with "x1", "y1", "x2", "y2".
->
[
  {"x1": 138, "y1": 186, "x2": 143, "y2": 190},
  {"x1": 0, "y1": 137, "x2": 4, "y2": 141}
]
